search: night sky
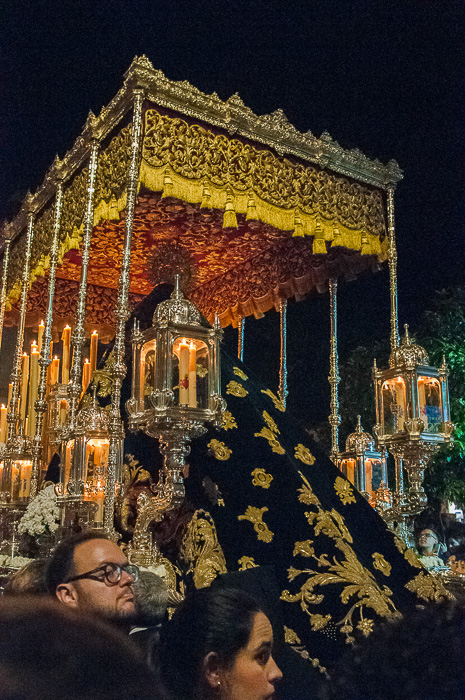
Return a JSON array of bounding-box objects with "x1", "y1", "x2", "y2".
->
[{"x1": 1, "y1": 0, "x2": 464, "y2": 431}]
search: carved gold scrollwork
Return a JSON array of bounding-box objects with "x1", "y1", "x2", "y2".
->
[{"x1": 179, "y1": 510, "x2": 227, "y2": 589}]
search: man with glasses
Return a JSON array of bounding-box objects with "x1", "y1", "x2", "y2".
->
[
  {"x1": 46, "y1": 531, "x2": 139, "y2": 620},
  {"x1": 415, "y1": 527, "x2": 445, "y2": 568}
]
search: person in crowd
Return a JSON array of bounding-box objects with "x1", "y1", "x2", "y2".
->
[
  {"x1": 159, "y1": 587, "x2": 282, "y2": 700},
  {"x1": 445, "y1": 520, "x2": 465, "y2": 558},
  {"x1": 3, "y1": 558, "x2": 48, "y2": 595},
  {"x1": 0, "y1": 596, "x2": 164, "y2": 700},
  {"x1": 414, "y1": 527, "x2": 444, "y2": 568},
  {"x1": 45, "y1": 530, "x2": 138, "y2": 620},
  {"x1": 130, "y1": 570, "x2": 171, "y2": 668},
  {"x1": 325, "y1": 602, "x2": 464, "y2": 700}
]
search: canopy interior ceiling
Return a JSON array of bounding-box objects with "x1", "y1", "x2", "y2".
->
[{"x1": 3, "y1": 58, "x2": 399, "y2": 338}]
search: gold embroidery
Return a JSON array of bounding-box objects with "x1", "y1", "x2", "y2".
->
[
  {"x1": 282, "y1": 472, "x2": 401, "y2": 644},
  {"x1": 238, "y1": 556, "x2": 258, "y2": 570},
  {"x1": 208, "y1": 439, "x2": 232, "y2": 461},
  {"x1": 310, "y1": 613, "x2": 332, "y2": 631},
  {"x1": 233, "y1": 367, "x2": 248, "y2": 381},
  {"x1": 372, "y1": 552, "x2": 392, "y2": 577},
  {"x1": 357, "y1": 618, "x2": 374, "y2": 637},
  {"x1": 179, "y1": 510, "x2": 227, "y2": 589},
  {"x1": 261, "y1": 389, "x2": 286, "y2": 412},
  {"x1": 297, "y1": 471, "x2": 320, "y2": 506},
  {"x1": 251, "y1": 468, "x2": 273, "y2": 489},
  {"x1": 226, "y1": 380, "x2": 248, "y2": 397},
  {"x1": 283, "y1": 627, "x2": 329, "y2": 679},
  {"x1": 293, "y1": 540, "x2": 315, "y2": 557},
  {"x1": 295, "y1": 444, "x2": 316, "y2": 465},
  {"x1": 394, "y1": 536, "x2": 423, "y2": 569},
  {"x1": 405, "y1": 572, "x2": 453, "y2": 602},
  {"x1": 263, "y1": 411, "x2": 279, "y2": 434},
  {"x1": 221, "y1": 410, "x2": 237, "y2": 431},
  {"x1": 254, "y1": 427, "x2": 285, "y2": 455},
  {"x1": 238, "y1": 506, "x2": 274, "y2": 543},
  {"x1": 334, "y1": 476, "x2": 356, "y2": 505}
]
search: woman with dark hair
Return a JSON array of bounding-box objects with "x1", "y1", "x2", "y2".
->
[{"x1": 159, "y1": 587, "x2": 282, "y2": 700}]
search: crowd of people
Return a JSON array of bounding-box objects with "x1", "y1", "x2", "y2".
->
[{"x1": 0, "y1": 530, "x2": 463, "y2": 699}]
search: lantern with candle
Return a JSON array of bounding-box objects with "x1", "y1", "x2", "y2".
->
[
  {"x1": 56, "y1": 388, "x2": 116, "y2": 531},
  {"x1": 373, "y1": 324, "x2": 454, "y2": 517},
  {"x1": 337, "y1": 416, "x2": 388, "y2": 500},
  {"x1": 126, "y1": 275, "x2": 225, "y2": 563}
]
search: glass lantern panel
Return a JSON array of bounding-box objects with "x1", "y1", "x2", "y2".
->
[
  {"x1": 370, "y1": 456, "x2": 384, "y2": 490},
  {"x1": 84, "y1": 438, "x2": 108, "y2": 526},
  {"x1": 172, "y1": 337, "x2": 209, "y2": 408},
  {"x1": 364, "y1": 458, "x2": 374, "y2": 495},
  {"x1": 141, "y1": 339, "x2": 157, "y2": 411},
  {"x1": 64, "y1": 439, "x2": 74, "y2": 492},
  {"x1": 382, "y1": 377, "x2": 406, "y2": 434},
  {"x1": 418, "y1": 376, "x2": 442, "y2": 433}
]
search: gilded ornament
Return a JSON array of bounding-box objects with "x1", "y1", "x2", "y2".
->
[
  {"x1": 251, "y1": 468, "x2": 273, "y2": 489},
  {"x1": 297, "y1": 471, "x2": 321, "y2": 506},
  {"x1": 238, "y1": 506, "x2": 274, "y2": 543},
  {"x1": 179, "y1": 510, "x2": 227, "y2": 589},
  {"x1": 261, "y1": 389, "x2": 286, "y2": 412},
  {"x1": 372, "y1": 552, "x2": 392, "y2": 577},
  {"x1": 207, "y1": 439, "x2": 232, "y2": 461},
  {"x1": 226, "y1": 380, "x2": 248, "y2": 397},
  {"x1": 238, "y1": 556, "x2": 258, "y2": 570},
  {"x1": 254, "y1": 427, "x2": 285, "y2": 455},
  {"x1": 334, "y1": 476, "x2": 356, "y2": 505},
  {"x1": 294, "y1": 444, "x2": 316, "y2": 466},
  {"x1": 233, "y1": 367, "x2": 248, "y2": 381},
  {"x1": 394, "y1": 536, "x2": 423, "y2": 569},
  {"x1": 405, "y1": 572, "x2": 452, "y2": 602},
  {"x1": 263, "y1": 411, "x2": 280, "y2": 434},
  {"x1": 356, "y1": 618, "x2": 374, "y2": 637},
  {"x1": 293, "y1": 540, "x2": 315, "y2": 558},
  {"x1": 221, "y1": 410, "x2": 237, "y2": 431},
  {"x1": 283, "y1": 627, "x2": 329, "y2": 678},
  {"x1": 310, "y1": 614, "x2": 332, "y2": 631}
]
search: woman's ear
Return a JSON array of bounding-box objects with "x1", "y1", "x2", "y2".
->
[{"x1": 203, "y1": 651, "x2": 222, "y2": 689}]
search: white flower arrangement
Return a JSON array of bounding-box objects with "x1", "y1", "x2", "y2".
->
[{"x1": 18, "y1": 484, "x2": 60, "y2": 537}]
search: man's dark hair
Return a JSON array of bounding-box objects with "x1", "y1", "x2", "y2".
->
[
  {"x1": 159, "y1": 587, "x2": 261, "y2": 700},
  {"x1": 0, "y1": 597, "x2": 164, "y2": 700},
  {"x1": 45, "y1": 531, "x2": 110, "y2": 595}
]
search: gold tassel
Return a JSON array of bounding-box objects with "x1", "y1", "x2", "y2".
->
[
  {"x1": 361, "y1": 233, "x2": 371, "y2": 255},
  {"x1": 292, "y1": 210, "x2": 305, "y2": 237},
  {"x1": 331, "y1": 223, "x2": 343, "y2": 247},
  {"x1": 246, "y1": 192, "x2": 258, "y2": 220},
  {"x1": 223, "y1": 190, "x2": 238, "y2": 229},
  {"x1": 312, "y1": 219, "x2": 326, "y2": 254},
  {"x1": 162, "y1": 172, "x2": 174, "y2": 198},
  {"x1": 200, "y1": 183, "x2": 212, "y2": 209}
]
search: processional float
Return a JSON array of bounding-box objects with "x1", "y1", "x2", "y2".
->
[{"x1": 0, "y1": 55, "x2": 450, "y2": 557}]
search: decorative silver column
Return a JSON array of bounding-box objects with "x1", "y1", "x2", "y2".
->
[
  {"x1": 387, "y1": 186, "x2": 400, "y2": 365},
  {"x1": 68, "y1": 140, "x2": 100, "y2": 433},
  {"x1": 237, "y1": 316, "x2": 244, "y2": 362},
  {"x1": 30, "y1": 182, "x2": 64, "y2": 498},
  {"x1": 0, "y1": 231, "x2": 12, "y2": 355},
  {"x1": 104, "y1": 89, "x2": 144, "y2": 536},
  {"x1": 328, "y1": 279, "x2": 341, "y2": 463},
  {"x1": 278, "y1": 300, "x2": 288, "y2": 407}
]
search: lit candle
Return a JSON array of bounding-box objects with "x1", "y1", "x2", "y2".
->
[
  {"x1": 178, "y1": 340, "x2": 189, "y2": 405},
  {"x1": 51, "y1": 356, "x2": 60, "y2": 386},
  {"x1": 61, "y1": 325, "x2": 71, "y2": 384},
  {"x1": 188, "y1": 342, "x2": 197, "y2": 408},
  {"x1": 37, "y1": 320, "x2": 45, "y2": 355},
  {"x1": 59, "y1": 399, "x2": 68, "y2": 426},
  {"x1": 27, "y1": 342, "x2": 40, "y2": 437},
  {"x1": 93, "y1": 442, "x2": 102, "y2": 466},
  {"x1": 0, "y1": 404, "x2": 7, "y2": 443},
  {"x1": 82, "y1": 358, "x2": 91, "y2": 394},
  {"x1": 90, "y1": 330, "x2": 98, "y2": 375},
  {"x1": 22, "y1": 462, "x2": 32, "y2": 499},
  {"x1": 94, "y1": 490, "x2": 105, "y2": 524},
  {"x1": 19, "y1": 353, "x2": 30, "y2": 426}
]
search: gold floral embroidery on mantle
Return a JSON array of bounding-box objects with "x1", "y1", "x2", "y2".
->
[
  {"x1": 284, "y1": 627, "x2": 329, "y2": 679},
  {"x1": 254, "y1": 410, "x2": 285, "y2": 456},
  {"x1": 295, "y1": 444, "x2": 316, "y2": 466},
  {"x1": 394, "y1": 536, "x2": 423, "y2": 569},
  {"x1": 221, "y1": 410, "x2": 238, "y2": 431},
  {"x1": 179, "y1": 510, "x2": 227, "y2": 589},
  {"x1": 207, "y1": 439, "x2": 232, "y2": 461},
  {"x1": 226, "y1": 380, "x2": 248, "y2": 397},
  {"x1": 372, "y1": 552, "x2": 392, "y2": 577},
  {"x1": 251, "y1": 468, "x2": 273, "y2": 489},
  {"x1": 405, "y1": 571, "x2": 452, "y2": 602},
  {"x1": 233, "y1": 367, "x2": 248, "y2": 381},
  {"x1": 334, "y1": 476, "x2": 356, "y2": 505},
  {"x1": 238, "y1": 556, "x2": 258, "y2": 570},
  {"x1": 281, "y1": 471, "x2": 401, "y2": 644},
  {"x1": 263, "y1": 411, "x2": 279, "y2": 434},
  {"x1": 238, "y1": 506, "x2": 274, "y2": 543},
  {"x1": 261, "y1": 389, "x2": 286, "y2": 412}
]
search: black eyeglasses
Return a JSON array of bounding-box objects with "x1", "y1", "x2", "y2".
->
[{"x1": 65, "y1": 562, "x2": 139, "y2": 586}]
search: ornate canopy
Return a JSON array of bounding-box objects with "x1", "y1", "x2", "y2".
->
[{"x1": 2, "y1": 55, "x2": 402, "y2": 337}]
